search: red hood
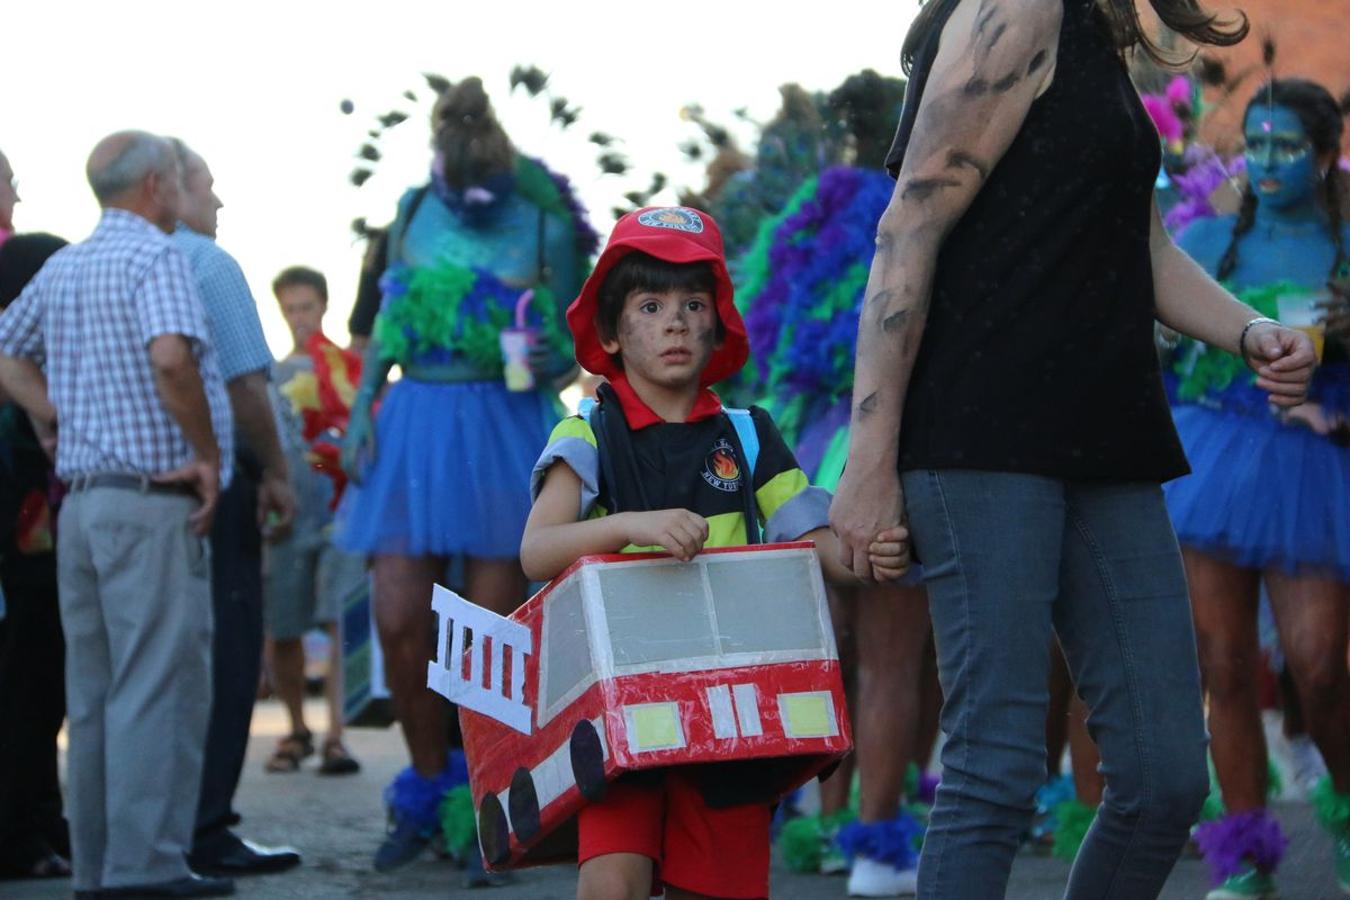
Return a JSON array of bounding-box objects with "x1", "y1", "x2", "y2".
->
[{"x1": 566, "y1": 206, "x2": 748, "y2": 387}]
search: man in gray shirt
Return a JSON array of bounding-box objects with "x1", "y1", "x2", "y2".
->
[{"x1": 167, "y1": 139, "x2": 302, "y2": 878}]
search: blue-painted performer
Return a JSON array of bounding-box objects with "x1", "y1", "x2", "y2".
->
[
  {"x1": 1166, "y1": 78, "x2": 1350, "y2": 899},
  {"x1": 336, "y1": 76, "x2": 595, "y2": 873}
]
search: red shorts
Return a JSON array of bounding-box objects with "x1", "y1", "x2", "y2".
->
[{"x1": 576, "y1": 770, "x2": 771, "y2": 898}]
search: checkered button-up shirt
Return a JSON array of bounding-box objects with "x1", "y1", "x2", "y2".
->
[
  {"x1": 171, "y1": 225, "x2": 273, "y2": 382},
  {"x1": 0, "y1": 208, "x2": 234, "y2": 483}
]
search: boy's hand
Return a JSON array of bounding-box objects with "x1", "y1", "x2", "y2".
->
[
  {"x1": 868, "y1": 526, "x2": 912, "y2": 582},
  {"x1": 624, "y1": 509, "x2": 709, "y2": 562}
]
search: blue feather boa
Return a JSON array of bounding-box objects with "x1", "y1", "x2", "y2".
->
[
  {"x1": 835, "y1": 812, "x2": 925, "y2": 870},
  {"x1": 384, "y1": 750, "x2": 471, "y2": 829},
  {"x1": 739, "y1": 166, "x2": 894, "y2": 407}
]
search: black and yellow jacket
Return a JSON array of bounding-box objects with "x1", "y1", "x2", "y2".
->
[{"x1": 530, "y1": 390, "x2": 830, "y2": 549}]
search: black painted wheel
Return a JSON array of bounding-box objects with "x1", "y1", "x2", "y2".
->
[
  {"x1": 508, "y1": 767, "x2": 541, "y2": 843},
  {"x1": 477, "y1": 792, "x2": 511, "y2": 867},
  {"x1": 570, "y1": 719, "x2": 607, "y2": 803}
]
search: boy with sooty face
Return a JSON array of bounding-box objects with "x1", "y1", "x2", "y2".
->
[{"x1": 521, "y1": 207, "x2": 907, "y2": 900}]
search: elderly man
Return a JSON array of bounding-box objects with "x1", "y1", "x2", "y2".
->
[
  {"x1": 165, "y1": 139, "x2": 301, "y2": 878},
  {"x1": 0, "y1": 149, "x2": 17, "y2": 247},
  {"x1": 0, "y1": 131, "x2": 233, "y2": 897}
]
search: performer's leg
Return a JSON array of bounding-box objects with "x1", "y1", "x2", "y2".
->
[
  {"x1": 854, "y1": 582, "x2": 930, "y2": 823},
  {"x1": 372, "y1": 553, "x2": 449, "y2": 777},
  {"x1": 819, "y1": 585, "x2": 856, "y2": 821},
  {"x1": 1265, "y1": 571, "x2": 1350, "y2": 793},
  {"x1": 464, "y1": 556, "x2": 527, "y2": 617},
  {"x1": 840, "y1": 581, "x2": 931, "y2": 893},
  {"x1": 1186, "y1": 550, "x2": 1266, "y2": 812},
  {"x1": 1045, "y1": 644, "x2": 1073, "y2": 781},
  {"x1": 1066, "y1": 694, "x2": 1103, "y2": 806}
]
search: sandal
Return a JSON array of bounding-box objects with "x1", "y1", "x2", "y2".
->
[
  {"x1": 318, "y1": 737, "x2": 361, "y2": 776},
  {"x1": 0, "y1": 848, "x2": 71, "y2": 880},
  {"x1": 264, "y1": 730, "x2": 314, "y2": 773}
]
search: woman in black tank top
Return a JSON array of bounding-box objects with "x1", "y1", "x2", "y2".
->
[{"x1": 827, "y1": 1, "x2": 1319, "y2": 897}]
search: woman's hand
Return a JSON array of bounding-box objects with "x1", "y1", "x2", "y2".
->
[
  {"x1": 621, "y1": 509, "x2": 710, "y2": 562},
  {"x1": 1243, "y1": 321, "x2": 1317, "y2": 408},
  {"x1": 830, "y1": 464, "x2": 907, "y2": 583}
]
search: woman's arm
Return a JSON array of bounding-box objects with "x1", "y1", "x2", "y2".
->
[
  {"x1": 338, "y1": 339, "x2": 394, "y2": 482},
  {"x1": 1150, "y1": 199, "x2": 1317, "y2": 405},
  {"x1": 831, "y1": 0, "x2": 1063, "y2": 580},
  {"x1": 520, "y1": 463, "x2": 710, "y2": 581}
]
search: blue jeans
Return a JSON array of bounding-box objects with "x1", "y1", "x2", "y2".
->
[{"x1": 902, "y1": 470, "x2": 1209, "y2": 899}]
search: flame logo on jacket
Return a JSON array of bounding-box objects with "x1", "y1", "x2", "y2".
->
[{"x1": 702, "y1": 439, "x2": 742, "y2": 492}]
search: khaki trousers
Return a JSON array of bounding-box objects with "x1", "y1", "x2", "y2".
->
[{"x1": 57, "y1": 486, "x2": 213, "y2": 890}]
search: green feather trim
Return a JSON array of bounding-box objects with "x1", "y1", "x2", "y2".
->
[
  {"x1": 373, "y1": 263, "x2": 570, "y2": 373},
  {"x1": 1195, "y1": 754, "x2": 1285, "y2": 824},
  {"x1": 1266, "y1": 757, "x2": 1284, "y2": 800},
  {"x1": 1051, "y1": 799, "x2": 1097, "y2": 862},
  {"x1": 815, "y1": 425, "x2": 851, "y2": 492},
  {"x1": 735, "y1": 175, "x2": 819, "y2": 314},
  {"x1": 1311, "y1": 775, "x2": 1350, "y2": 836},
  {"x1": 777, "y1": 808, "x2": 858, "y2": 873},
  {"x1": 778, "y1": 816, "x2": 825, "y2": 873},
  {"x1": 514, "y1": 156, "x2": 567, "y2": 218},
  {"x1": 439, "y1": 784, "x2": 478, "y2": 859}
]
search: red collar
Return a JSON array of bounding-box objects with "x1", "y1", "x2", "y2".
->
[{"x1": 607, "y1": 374, "x2": 724, "y2": 430}]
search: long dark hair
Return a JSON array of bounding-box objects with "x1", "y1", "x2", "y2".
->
[
  {"x1": 432, "y1": 77, "x2": 515, "y2": 190},
  {"x1": 1216, "y1": 79, "x2": 1347, "y2": 283},
  {"x1": 901, "y1": 0, "x2": 1248, "y2": 74}
]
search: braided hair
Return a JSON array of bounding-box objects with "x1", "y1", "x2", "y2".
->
[{"x1": 1216, "y1": 79, "x2": 1347, "y2": 282}]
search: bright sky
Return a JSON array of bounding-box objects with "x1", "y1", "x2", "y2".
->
[{"x1": 3, "y1": 1, "x2": 919, "y2": 356}]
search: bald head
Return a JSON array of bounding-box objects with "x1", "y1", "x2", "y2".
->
[
  {"x1": 87, "y1": 131, "x2": 175, "y2": 204},
  {"x1": 85, "y1": 131, "x2": 180, "y2": 232}
]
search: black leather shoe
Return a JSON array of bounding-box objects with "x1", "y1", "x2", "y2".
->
[
  {"x1": 188, "y1": 834, "x2": 300, "y2": 876},
  {"x1": 102, "y1": 873, "x2": 235, "y2": 897}
]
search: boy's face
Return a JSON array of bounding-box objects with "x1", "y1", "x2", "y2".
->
[
  {"x1": 601, "y1": 286, "x2": 719, "y2": 393},
  {"x1": 277, "y1": 283, "x2": 326, "y2": 349}
]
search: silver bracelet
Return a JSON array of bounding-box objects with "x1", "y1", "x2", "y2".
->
[{"x1": 1238, "y1": 316, "x2": 1280, "y2": 366}]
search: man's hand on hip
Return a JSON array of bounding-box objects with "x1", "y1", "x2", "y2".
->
[{"x1": 155, "y1": 458, "x2": 220, "y2": 537}]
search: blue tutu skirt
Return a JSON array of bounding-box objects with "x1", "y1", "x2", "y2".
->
[
  {"x1": 335, "y1": 379, "x2": 559, "y2": 559},
  {"x1": 1163, "y1": 404, "x2": 1350, "y2": 582}
]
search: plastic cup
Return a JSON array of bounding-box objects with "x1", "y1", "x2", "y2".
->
[
  {"x1": 1275, "y1": 291, "x2": 1327, "y2": 363},
  {"x1": 500, "y1": 328, "x2": 537, "y2": 392}
]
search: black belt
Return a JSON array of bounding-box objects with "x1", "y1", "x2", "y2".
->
[{"x1": 67, "y1": 472, "x2": 196, "y2": 498}]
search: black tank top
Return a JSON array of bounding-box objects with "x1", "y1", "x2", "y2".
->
[{"x1": 885, "y1": 0, "x2": 1189, "y2": 483}]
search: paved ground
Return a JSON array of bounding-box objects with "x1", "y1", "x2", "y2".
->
[{"x1": 6, "y1": 699, "x2": 1342, "y2": 899}]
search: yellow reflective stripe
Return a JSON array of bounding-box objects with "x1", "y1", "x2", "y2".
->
[
  {"x1": 549, "y1": 415, "x2": 597, "y2": 447},
  {"x1": 618, "y1": 511, "x2": 747, "y2": 554},
  {"x1": 706, "y1": 512, "x2": 747, "y2": 548},
  {"x1": 755, "y1": 468, "x2": 811, "y2": 523}
]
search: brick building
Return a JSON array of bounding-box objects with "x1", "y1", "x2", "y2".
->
[{"x1": 1193, "y1": 0, "x2": 1350, "y2": 153}]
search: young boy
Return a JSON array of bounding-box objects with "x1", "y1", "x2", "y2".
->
[
  {"x1": 521, "y1": 207, "x2": 908, "y2": 900},
  {"x1": 262, "y1": 266, "x2": 365, "y2": 775}
]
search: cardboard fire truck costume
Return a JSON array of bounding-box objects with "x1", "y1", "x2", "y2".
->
[{"x1": 427, "y1": 542, "x2": 852, "y2": 869}]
